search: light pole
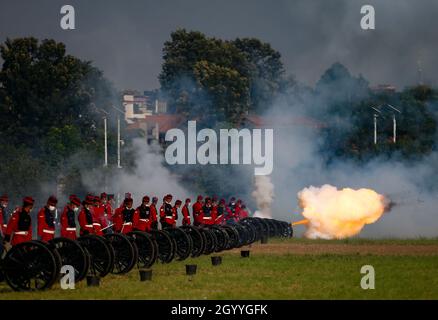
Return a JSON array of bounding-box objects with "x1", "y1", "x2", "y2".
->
[
  {"x1": 98, "y1": 108, "x2": 110, "y2": 167},
  {"x1": 111, "y1": 105, "x2": 125, "y2": 169},
  {"x1": 371, "y1": 106, "x2": 382, "y2": 145},
  {"x1": 387, "y1": 104, "x2": 401, "y2": 144},
  {"x1": 104, "y1": 116, "x2": 108, "y2": 167}
]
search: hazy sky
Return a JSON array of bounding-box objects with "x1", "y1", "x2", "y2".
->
[{"x1": 1, "y1": 0, "x2": 437, "y2": 91}]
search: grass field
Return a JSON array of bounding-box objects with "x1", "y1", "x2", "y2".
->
[{"x1": 1, "y1": 238, "x2": 438, "y2": 300}]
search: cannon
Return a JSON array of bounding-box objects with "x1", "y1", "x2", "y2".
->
[
  {"x1": 49, "y1": 237, "x2": 89, "y2": 282},
  {"x1": 104, "y1": 233, "x2": 138, "y2": 274},
  {"x1": 149, "y1": 230, "x2": 175, "y2": 263},
  {"x1": 128, "y1": 231, "x2": 157, "y2": 269},
  {"x1": 164, "y1": 227, "x2": 193, "y2": 261},
  {"x1": 77, "y1": 235, "x2": 114, "y2": 278},
  {"x1": 0, "y1": 241, "x2": 61, "y2": 291}
]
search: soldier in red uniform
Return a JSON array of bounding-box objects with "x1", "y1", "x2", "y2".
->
[
  {"x1": 150, "y1": 197, "x2": 159, "y2": 230},
  {"x1": 215, "y1": 199, "x2": 227, "y2": 225},
  {"x1": 78, "y1": 195, "x2": 96, "y2": 236},
  {"x1": 211, "y1": 196, "x2": 218, "y2": 222},
  {"x1": 172, "y1": 200, "x2": 182, "y2": 227},
  {"x1": 160, "y1": 194, "x2": 176, "y2": 229},
  {"x1": 92, "y1": 196, "x2": 104, "y2": 236},
  {"x1": 4, "y1": 197, "x2": 34, "y2": 246},
  {"x1": 0, "y1": 194, "x2": 9, "y2": 237},
  {"x1": 101, "y1": 192, "x2": 112, "y2": 225},
  {"x1": 112, "y1": 201, "x2": 124, "y2": 233},
  {"x1": 133, "y1": 196, "x2": 153, "y2": 232},
  {"x1": 181, "y1": 198, "x2": 191, "y2": 226},
  {"x1": 239, "y1": 204, "x2": 249, "y2": 220},
  {"x1": 192, "y1": 195, "x2": 203, "y2": 227},
  {"x1": 60, "y1": 195, "x2": 81, "y2": 239},
  {"x1": 201, "y1": 197, "x2": 216, "y2": 226},
  {"x1": 37, "y1": 196, "x2": 58, "y2": 242},
  {"x1": 234, "y1": 199, "x2": 243, "y2": 221},
  {"x1": 120, "y1": 197, "x2": 135, "y2": 234}
]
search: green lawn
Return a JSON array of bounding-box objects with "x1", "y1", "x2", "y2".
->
[{"x1": 1, "y1": 239, "x2": 437, "y2": 300}]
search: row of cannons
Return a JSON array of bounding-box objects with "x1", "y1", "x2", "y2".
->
[{"x1": 0, "y1": 218, "x2": 293, "y2": 291}]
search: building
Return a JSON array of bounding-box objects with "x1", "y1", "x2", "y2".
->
[{"x1": 122, "y1": 90, "x2": 167, "y2": 124}]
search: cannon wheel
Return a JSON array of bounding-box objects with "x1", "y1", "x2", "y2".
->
[
  {"x1": 240, "y1": 221, "x2": 258, "y2": 245},
  {"x1": 165, "y1": 228, "x2": 193, "y2": 261},
  {"x1": 49, "y1": 237, "x2": 89, "y2": 282},
  {"x1": 180, "y1": 226, "x2": 205, "y2": 258},
  {"x1": 2, "y1": 241, "x2": 58, "y2": 291},
  {"x1": 209, "y1": 226, "x2": 229, "y2": 252},
  {"x1": 255, "y1": 218, "x2": 270, "y2": 239},
  {"x1": 200, "y1": 228, "x2": 217, "y2": 255},
  {"x1": 149, "y1": 230, "x2": 175, "y2": 263},
  {"x1": 265, "y1": 219, "x2": 278, "y2": 238},
  {"x1": 221, "y1": 225, "x2": 240, "y2": 250},
  {"x1": 104, "y1": 233, "x2": 138, "y2": 275},
  {"x1": 233, "y1": 224, "x2": 249, "y2": 248},
  {"x1": 128, "y1": 231, "x2": 157, "y2": 269},
  {"x1": 242, "y1": 218, "x2": 261, "y2": 240},
  {"x1": 78, "y1": 235, "x2": 114, "y2": 277}
]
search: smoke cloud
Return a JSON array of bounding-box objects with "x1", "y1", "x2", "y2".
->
[
  {"x1": 298, "y1": 184, "x2": 388, "y2": 239},
  {"x1": 82, "y1": 139, "x2": 191, "y2": 206},
  {"x1": 252, "y1": 176, "x2": 274, "y2": 218}
]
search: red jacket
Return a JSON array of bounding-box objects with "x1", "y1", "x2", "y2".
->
[
  {"x1": 119, "y1": 207, "x2": 136, "y2": 234},
  {"x1": 160, "y1": 202, "x2": 177, "y2": 227},
  {"x1": 0, "y1": 207, "x2": 7, "y2": 236},
  {"x1": 37, "y1": 206, "x2": 56, "y2": 242},
  {"x1": 92, "y1": 205, "x2": 106, "y2": 235},
  {"x1": 5, "y1": 208, "x2": 33, "y2": 245},
  {"x1": 99, "y1": 202, "x2": 112, "y2": 224},
  {"x1": 201, "y1": 205, "x2": 216, "y2": 225},
  {"x1": 192, "y1": 201, "x2": 203, "y2": 225},
  {"x1": 239, "y1": 209, "x2": 249, "y2": 220},
  {"x1": 182, "y1": 205, "x2": 191, "y2": 225},
  {"x1": 215, "y1": 205, "x2": 227, "y2": 225},
  {"x1": 78, "y1": 207, "x2": 95, "y2": 236},
  {"x1": 150, "y1": 204, "x2": 158, "y2": 225},
  {"x1": 60, "y1": 205, "x2": 78, "y2": 240},
  {"x1": 112, "y1": 205, "x2": 123, "y2": 233},
  {"x1": 234, "y1": 206, "x2": 242, "y2": 221},
  {"x1": 133, "y1": 204, "x2": 153, "y2": 232}
]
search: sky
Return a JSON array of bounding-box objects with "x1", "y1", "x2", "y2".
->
[{"x1": 1, "y1": 0, "x2": 437, "y2": 91}]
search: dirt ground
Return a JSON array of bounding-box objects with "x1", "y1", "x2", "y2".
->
[{"x1": 242, "y1": 242, "x2": 438, "y2": 256}]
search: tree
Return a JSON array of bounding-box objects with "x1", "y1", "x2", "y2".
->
[
  {"x1": 193, "y1": 60, "x2": 249, "y2": 125},
  {"x1": 159, "y1": 30, "x2": 286, "y2": 126},
  {"x1": 159, "y1": 30, "x2": 249, "y2": 123},
  {"x1": 0, "y1": 38, "x2": 115, "y2": 150},
  {"x1": 233, "y1": 38, "x2": 285, "y2": 113},
  {"x1": 0, "y1": 37, "x2": 117, "y2": 200}
]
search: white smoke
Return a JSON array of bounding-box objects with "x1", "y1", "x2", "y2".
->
[
  {"x1": 252, "y1": 175, "x2": 274, "y2": 218},
  {"x1": 83, "y1": 139, "x2": 191, "y2": 205}
]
